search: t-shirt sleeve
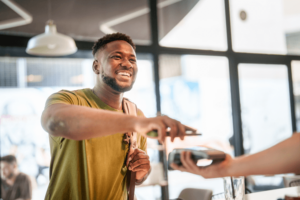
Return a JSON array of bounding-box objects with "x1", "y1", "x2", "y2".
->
[
  {"x1": 45, "y1": 90, "x2": 79, "y2": 109},
  {"x1": 19, "y1": 174, "x2": 32, "y2": 199},
  {"x1": 44, "y1": 90, "x2": 79, "y2": 144}
]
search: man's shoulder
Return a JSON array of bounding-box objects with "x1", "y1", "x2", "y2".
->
[
  {"x1": 48, "y1": 88, "x2": 91, "y2": 102},
  {"x1": 17, "y1": 172, "x2": 30, "y2": 179},
  {"x1": 54, "y1": 88, "x2": 85, "y2": 96},
  {"x1": 16, "y1": 172, "x2": 31, "y2": 183}
]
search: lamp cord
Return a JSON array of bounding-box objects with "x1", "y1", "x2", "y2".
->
[{"x1": 48, "y1": 0, "x2": 52, "y2": 20}]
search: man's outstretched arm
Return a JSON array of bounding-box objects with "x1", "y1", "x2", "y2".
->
[
  {"x1": 171, "y1": 133, "x2": 300, "y2": 178},
  {"x1": 42, "y1": 103, "x2": 186, "y2": 142}
]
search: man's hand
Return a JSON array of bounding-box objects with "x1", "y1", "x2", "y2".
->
[
  {"x1": 170, "y1": 151, "x2": 233, "y2": 178},
  {"x1": 127, "y1": 148, "x2": 151, "y2": 183},
  {"x1": 134, "y1": 115, "x2": 186, "y2": 143}
]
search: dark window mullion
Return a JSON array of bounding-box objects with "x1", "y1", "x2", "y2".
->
[
  {"x1": 287, "y1": 59, "x2": 297, "y2": 132},
  {"x1": 224, "y1": 0, "x2": 244, "y2": 156},
  {"x1": 148, "y1": 0, "x2": 169, "y2": 200},
  {"x1": 228, "y1": 57, "x2": 244, "y2": 157}
]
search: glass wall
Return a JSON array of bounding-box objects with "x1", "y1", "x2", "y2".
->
[
  {"x1": 159, "y1": 54, "x2": 233, "y2": 197},
  {"x1": 238, "y1": 64, "x2": 292, "y2": 154},
  {"x1": 292, "y1": 60, "x2": 300, "y2": 131},
  {"x1": 158, "y1": 0, "x2": 227, "y2": 51},
  {"x1": 230, "y1": 0, "x2": 300, "y2": 55},
  {"x1": 238, "y1": 63, "x2": 293, "y2": 191}
]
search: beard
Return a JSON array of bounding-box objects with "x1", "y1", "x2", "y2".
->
[
  {"x1": 5, "y1": 172, "x2": 14, "y2": 179},
  {"x1": 101, "y1": 71, "x2": 134, "y2": 93}
]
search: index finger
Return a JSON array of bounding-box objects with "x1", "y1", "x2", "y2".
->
[
  {"x1": 161, "y1": 116, "x2": 181, "y2": 142},
  {"x1": 170, "y1": 163, "x2": 186, "y2": 172},
  {"x1": 127, "y1": 148, "x2": 145, "y2": 166},
  {"x1": 177, "y1": 121, "x2": 186, "y2": 140}
]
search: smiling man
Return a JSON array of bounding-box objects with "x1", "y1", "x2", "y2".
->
[
  {"x1": 41, "y1": 33, "x2": 186, "y2": 200},
  {"x1": 0, "y1": 155, "x2": 32, "y2": 200}
]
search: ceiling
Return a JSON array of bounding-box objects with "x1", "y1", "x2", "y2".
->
[{"x1": 0, "y1": 0, "x2": 199, "y2": 44}]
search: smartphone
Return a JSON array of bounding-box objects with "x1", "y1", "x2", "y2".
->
[{"x1": 168, "y1": 147, "x2": 226, "y2": 170}]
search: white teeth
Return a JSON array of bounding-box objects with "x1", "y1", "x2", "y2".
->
[{"x1": 118, "y1": 72, "x2": 130, "y2": 77}]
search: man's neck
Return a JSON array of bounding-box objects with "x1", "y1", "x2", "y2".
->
[{"x1": 93, "y1": 85, "x2": 123, "y2": 110}]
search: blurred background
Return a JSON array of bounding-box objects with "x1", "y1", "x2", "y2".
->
[{"x1": 0, "y1": 0, "x2": 300, "y2": 199}]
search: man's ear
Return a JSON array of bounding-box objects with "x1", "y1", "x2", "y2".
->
[
  {"x1": 92, "y1": 60, "x2": 100, "y2": 74},
  {"x1": 13, "y1": 162, "x2": 17, "y2": 169}
]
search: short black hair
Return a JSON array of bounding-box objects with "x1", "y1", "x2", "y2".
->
[
  {"x1": 0, "y1": 155, "x2": 17, "y2": 164},
  {"x1": 92, "y1": 32, "x2": 136, "y2": 56}
]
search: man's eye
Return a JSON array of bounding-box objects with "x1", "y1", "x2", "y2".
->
[
  {"x1": 112, "y1": 56, "x2": 121, "y2": 59},
  {"x1": 130, "y1": 59, "x2": 136, "y2": 63}
]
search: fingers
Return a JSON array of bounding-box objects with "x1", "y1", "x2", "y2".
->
[
  {"x1": 180, "y1": 151, "x2": 196, "y2": 171},
  {"x1": 170, "y1": 163, "x2": 186, "y2": 172},
  {"x1": 130, "y1": 154, "x2": 149, "y2": 163},
  {"x1": 126, "y1": 147, "x2": 136, "y2": 167},
  {"x1": 160, "y1": 116, "x2": 186, "y2": 142},
  {"x1": 177, "y1": 121, "x2": 185, "y2": 140},
  {"x1": 162, "y1": 116, "x2": 177, "y2": 142},
  {"x1": 171, "y1": 152, "x2": 232, "y2": 178},
  {"x1": 129, "y1": 159, "x2": 150, "y2": 171},
  {"x1": 156, "y1": 121, "x2": 167, "y2": 143},
  {"x1": 127, "y1": 148, "x2": 146, "y2": 166},
  {"x1": 127, "y1": 148, "x2": 148, "y2": 167},
  {"x1": 171, "y1": 151, "x2": 202, "y2": 175}
]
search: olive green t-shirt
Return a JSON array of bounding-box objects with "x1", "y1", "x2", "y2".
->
[{"x1": 44, "y1": 88, "x2": 147, "y2": 200}]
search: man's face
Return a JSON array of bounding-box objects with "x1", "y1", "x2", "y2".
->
[
  {"x1": 94, "y1": 40, "x2": 138, "y2": 93},
  {"x1": 0, "y1": 161, "x2": 15, "y2": 179}
]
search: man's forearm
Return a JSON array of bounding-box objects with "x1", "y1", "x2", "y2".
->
[
  {"x1": 42, "y1": 104, "x2": 139, "y2": 140},
  {"x1": 229, "y1": 133, "x2": 300, "y2": 177}
]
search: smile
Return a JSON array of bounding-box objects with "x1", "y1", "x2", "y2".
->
[{"x1": 116, "y1": 71, "x2": 132, "y2": 77}]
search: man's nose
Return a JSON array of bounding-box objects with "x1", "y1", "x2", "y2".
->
[{"x1": 121, "y1": 58, "x2": 133, "y2": 69}]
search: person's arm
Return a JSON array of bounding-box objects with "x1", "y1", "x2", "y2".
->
[
  {"x1": 171, "y1": 133, "x2": 300, "y2": 178},
  {"x1": 42, "y1": 103, "x2": 186, "y2": 143}
]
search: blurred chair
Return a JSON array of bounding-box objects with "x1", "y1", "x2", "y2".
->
[
  {"x1": 178, "y1": 188, "x2": 212, "y2": 200},
  {"x1": 283, "y1": 176, "x2": 300, "y2": 187}
]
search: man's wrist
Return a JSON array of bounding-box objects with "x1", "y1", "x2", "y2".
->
[
  {"x1": 135, "y1": 166, "x2": 151, "y2": 185},
  {"x1": 135, "y1": 176, "x2": 146, "y2": 185},
  {"x1": 226, "y1": 156, "x2": 244, "y2": 177},
  {"x1": 126, "y1": 115, "x2": 140, "y2": 133}
]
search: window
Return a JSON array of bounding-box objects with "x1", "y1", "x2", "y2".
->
[
  {"x1": 238, "y1": 64, "x2": 292, "y2": 154},
  {"x1": 159, "y1": 54, "x2": 233, "y2": 197},
  {"x1": 0, "y1": 57, "x2": 18, "y2": 87},
  {"x1": 158, "y1": 0, "x2": 227, "y2": 51},
  {"x1": 230, "y1": 0, "x2": 300, "y2": 55},
  {"x1": 292, "y1": 60, "x2": 300, "y2": 131}
]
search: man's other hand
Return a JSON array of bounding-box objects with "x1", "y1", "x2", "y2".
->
[
  {"x1": 127, "y1": 148, "x2": 151, "y2": 182},
  {"x1": 170, "y1": 151, "x2": 233, "y2": 178},
  {"x1": 134, "y1": 115, "x2": 186, "y2": 143}
]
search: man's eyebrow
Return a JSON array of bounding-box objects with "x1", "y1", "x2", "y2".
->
[{"x1": 112, "y1": 51, "x2": 136, "y2": 58}]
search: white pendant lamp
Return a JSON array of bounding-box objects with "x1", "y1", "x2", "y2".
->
[{"x1": 26, "y1": 20, "x2": 77, "y2": 56}]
